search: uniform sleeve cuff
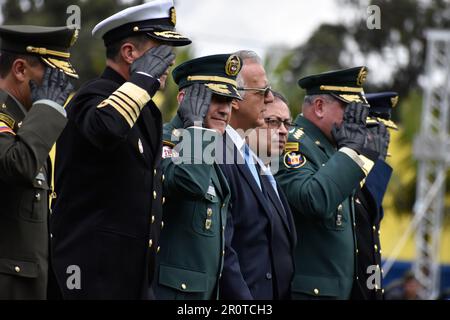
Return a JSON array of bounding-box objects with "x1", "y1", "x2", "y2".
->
[
  {"x1": 130, "y1": 72, "x2": 160, "y2": 97},
  {"x1": 339, "y1": 147, "x2": 374, "y2": 176},
  {"x1": 33, "y1": 99, "x2": 67, "y2": 117}
]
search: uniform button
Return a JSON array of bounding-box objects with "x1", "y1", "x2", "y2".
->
[
  {"x1": 207, "y1": 208, "x2": 213, "y2": 217},
  {"x1": 322, "y1": 163, "x2": 325, "y2": 166},
  {"x1": 353, "y1": 222, "x2": 356, "y2": 227},
  {"x1": 181, "y1": 283, "x2": 187, "y2": 290},
  {"x1": 151, "y1": 215, "x2": 155, "y2": 224},
  {"x1": 379, "y1": 249, "x2": 383, "y2": 254},
  {"x1": 37, "y1": 180, "x2": 42, "y2": 186},
  {"x1": 50, "y1": 233, "x2": 53, "y2": 239},
  {"x1": 161, "y1": 221, "x2": 164, "y2": 229},
  {"x1": 356, "y1": 249, "x2": 359, "y2": 254},
  {"x1": 153, "y1": 191, "x2": 157, "y2": 199},
  {"x1": 14, "y1": 266, "x2": 20, "y2": 273},
  {"x1": 222, "y1": 250, "x2": 225, "y2": 256},
  {"x1": 378, "y1": 230, "x2": 381, "y2": 236},
  {"x1": 219, "y1": 273, "x2": 222, "y2": 279},
  {"x1": 162, "y1": 197, "x2": 165, "y2": 204},
  {"x1": 222, "y1": 203, "x2": 225, "y2": 208},
  {"x1": 35, "y1": 192, "x2": 41, "y2": 201},
  {"x1": 356, "y1": 276, "x2": 359, "y2": 280},
  {"x1": 315, "y1": 141, "x2": 320, "y2": 145},
  {"x1": 265, "y1": 272, "x2": 272, "y2": 280},
  {"x1": 382, "y1": 289, "x2": 385, "y2": 294},
  {"x1": 374, "y1": 284, "x2": 379, "y2": 290},
  {"x1": 157, "y1": 246, "x2": 160, "y2": 253},
  {"x1": 148, "y1": 239, "x2": 153, "y2": 248},
  {"x1": 162, "y1": 174, "x2": 165, "y2": 182},
  {"x1": 372, "y1": 225, "x2": 376, "y2": 231},
  {"x1": 154, "y1": 169, "x2": 157, "y2": 176},
  {"x1": 313, "y1": 288, "x2": 319, "y2": 295},
  {"x1": 374, "y1": 244, "x2": 378, "y2": 252},
  {"x1": 337, "y1": 204, "x2": 343, "y2": 211}
]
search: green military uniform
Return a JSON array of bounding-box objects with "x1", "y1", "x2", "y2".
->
[
  {"x1": 0, "y1": 25, "x2": 78, "y2": 299},
  {"x1": 275, "y1": 67, "x2": 375, "y2": 299},
  {"x1": 154, "y1": 54, "x2": 241, "y2": 300}
]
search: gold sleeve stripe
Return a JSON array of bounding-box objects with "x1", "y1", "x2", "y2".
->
[
  {"x1": 113, "y1": 91, "x2": 141, "y2": 116},
  {"x1": 103, "y1": 98, "x2": 134, "y2": 127},
  {"x1": 108, "y1": 94, "x2": 138, "y2": 120},
  {"x1": 117, "y1": 82, "x2": 151, "y2": 108}
]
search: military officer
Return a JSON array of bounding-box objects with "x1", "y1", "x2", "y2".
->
[
  {"x1": 154, "y1": 54, "x2": 242, "y2": 300},
  {"x1": 51, "y1": 0, "x2": 191, "y2": 299},
  {"x1": 0, "y1": 25, "x2": 78, "y2": 299},
  {"x1": 351, "y1": 92, "x2": 398, "y2": 299},
  {"x1": 275, "y1": 67, "x2": 378, "y2": 299}
]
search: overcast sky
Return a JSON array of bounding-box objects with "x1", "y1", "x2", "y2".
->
[{"x1": 174, "y1": 0, "x2": 343, "y2": 59}]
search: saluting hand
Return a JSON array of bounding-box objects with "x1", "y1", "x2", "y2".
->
[
  {"x1": 365, "y1": 122, "x2": 390, "y2": 160},
  {"x1": 30, "y1": 67, "x2": 74, "y2": 106},
  {"x1": 177, "y1": 83, "x2": 212, "y2": 129},
  {"x1": 331, "y1": 101, "x2": 369, "y2": 154},
  {"x1": 130, "y1": 45, "x2": 175, "y2": 80}
]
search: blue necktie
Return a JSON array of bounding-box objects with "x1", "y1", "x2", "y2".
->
[{"x1": 243, "y1": 144, "x2": 262, "y2": 190}]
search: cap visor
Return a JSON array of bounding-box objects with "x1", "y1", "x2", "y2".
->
[
  {"x1": 41, "y1": 57, "x2": 79, "y2": 79},
  {"x1": 146, "y1": 31, "x2": 191, "y2": 47},
  {"x1": 205, "y1": 83, "x2": 242, "y2": 100}
]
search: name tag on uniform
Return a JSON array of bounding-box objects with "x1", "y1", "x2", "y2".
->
[{"x1": 207, "y1": 185, "x2": 216, "y2": 197}]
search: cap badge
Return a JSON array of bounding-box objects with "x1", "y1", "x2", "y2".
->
[
  {"x1": 70, "y1": 29, "x2": 79, "y2": 47},
  {"x1": 356, "y1": 67, "x2": 368, "y2": 86},
  {"x1": 391, "y1": 96, "x2": 398, "y2": 107},
  {"x1": 170, "y1": 7, "x2": 177, "y2": 26},
  {"x1": 225, "y1": 54, "x2": 241, "y2": 76}
]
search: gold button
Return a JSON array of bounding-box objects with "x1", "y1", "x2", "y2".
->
[
  {"x1": 14, "y1": 266, "x2": 20, "y2": 273},
  {"x1": 162, "y1": 174, "x2": 165, "y2": 182},
  {"x1": 161, "y1": 221, "x2": 164, "y2": 229},
  {"x1": 148, "y1": 239, "x2": 153, "y2": 248},
  {"x1": 315, "y1": 141, "x2": 320, "y2": 145},
  {"x1": 353, "y1": 222, "x2": 356, "y2": 227},
  {"x1": 374, "y1": 284, "x2": 378, "y2": 290},
  {"x1": 133, "y1": 26, "x2": 139, "y2": 32},
  {"x1": 222, "y1": 203, "x2": 225, "y2": 208},
  {"x1": 374, "y1": 244, "x2": 378, "y2": 252},
  {"x1": 153, "y1": 191, "x2": 157, "y2": 199},
  {"x1": 382, "y1": 289, "x2": 385, "y2": 294},
  {"x1": 207, "y1": 208, "x2": 213, "y2": 217},
  {"x1": 337, "y1": 204, "x2": 343, "y2": 211},
  {"x1": 356, "y1": 276, "x2": 359, "y2": 280},
  {"x1": 157, "y1": 246, "x2": 160, "y2": 253},
  {"x1": 313, "y1": 288, "x2": 319, "y2": 295},
  {"x1": 181, "y1": 283, "x2": 187, "y2": 290},
  {"x1": 222, "y1": 250, "x2": 225, "y2": 256},
  {"x1": 379, "y1": 249, "x2": 383, "y2": 254},
  {"x1": 372, "y1": 225, "x2": 376, "y2": 231},
  {"x1": 356, "y1": 249, "x2": 359, "y2": 254},
  {"x1": 162, "y1": 197, "x2": 165, "y2": 204},
  {"x1": 37, "y1": 180, "x2": 42, "y2": 186},
  {"x1": 154, "y1": 169, "x2": 157, "y2": 176},
  {"x1": 378, "y1": 230, "x2": 381, "y2": 236},
  {"x1": 151, "y1": 215, "x2": 155, "y2": 224}
]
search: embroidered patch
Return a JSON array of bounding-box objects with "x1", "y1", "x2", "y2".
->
[
  {"x1": 284, "y1": 142, "x2": 299, "y2": 152},
  {"x1": 162, "y1": 145, "x2": 179, "y2": 159},
  {"x1": 283, "y1": 151, "x2": 306, "y2": 169}
]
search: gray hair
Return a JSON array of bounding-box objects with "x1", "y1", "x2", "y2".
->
[
  {"x1": 303, "y1": 94, "x2": 337, "y2": 107},
  {"x1": 234, "y1": 50, "x2": 262, "y2": 98}
]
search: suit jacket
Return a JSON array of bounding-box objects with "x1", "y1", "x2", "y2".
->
[
  {"x1": 0, "y1": 89, "x2": 67, "y2": 299},
  {"x1": 276, "y1": 115, "x2": 370, "y2": 300},
  {"x1": 218, "y1": 130, "x2": 296, "y2": 300},
  {"x1": 155, "y1": 116, "x2": 231, "y2": 300},
  {"x1": 352, "y1": 160, "x2": 392, "y2": 300},
  {"x1": 51, "y1": 67, "x2": 163, "y2": 299}
]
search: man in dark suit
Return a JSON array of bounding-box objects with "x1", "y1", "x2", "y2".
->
[
  {"x1": 218, "y1": 51, "x2": 296, "y2": 300},
  {"x1": 0, "y1": 25, "x2": 77, "y2": 299},
  {"x1": 51, "y1": 0, "x2": 191, "y2": 299}
]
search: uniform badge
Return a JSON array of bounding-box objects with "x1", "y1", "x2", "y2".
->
[
  {"x1": 293, "y1": 128, "x2": 304, "y2": 140},
  {"x1": 170, "y1": 7, "x2": 177, "y2": 26},
  {"x1": 284, "y1": 142, "x2": 299, "y2": 152},
  {"x1": 225, "y1": 54, "x2": 241, "y2": 76},
  {"x1": 356, "y1": 67, "x2": 368, "y2": 86},
  {"x1": 138, "y1": 138, "x2": 144, "y2": 154},
  {"x1": 162, "y1": 146, "x2": 179, "y2": 159},
  {"x1": 283, "y1": 151, "x2": 306, "y2": 169}
]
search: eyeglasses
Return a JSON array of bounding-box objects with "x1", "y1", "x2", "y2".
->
[
  {"x1": 237, "y1": 85, "x2": 272, "y2": 98},
  {"x1": 264, "y1": 117, "x2": 293, "y2": 130}
]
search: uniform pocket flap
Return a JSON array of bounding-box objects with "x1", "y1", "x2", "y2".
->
[
  {"x1": 292, "y1": 274, "x2": 340, "y2": 297},
  {"x1": 159, "y1": 264, "x2": 208, "y2": 293},
  {"x1": 0, "y1": 258, "x2": 39, "y2": 278}
]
